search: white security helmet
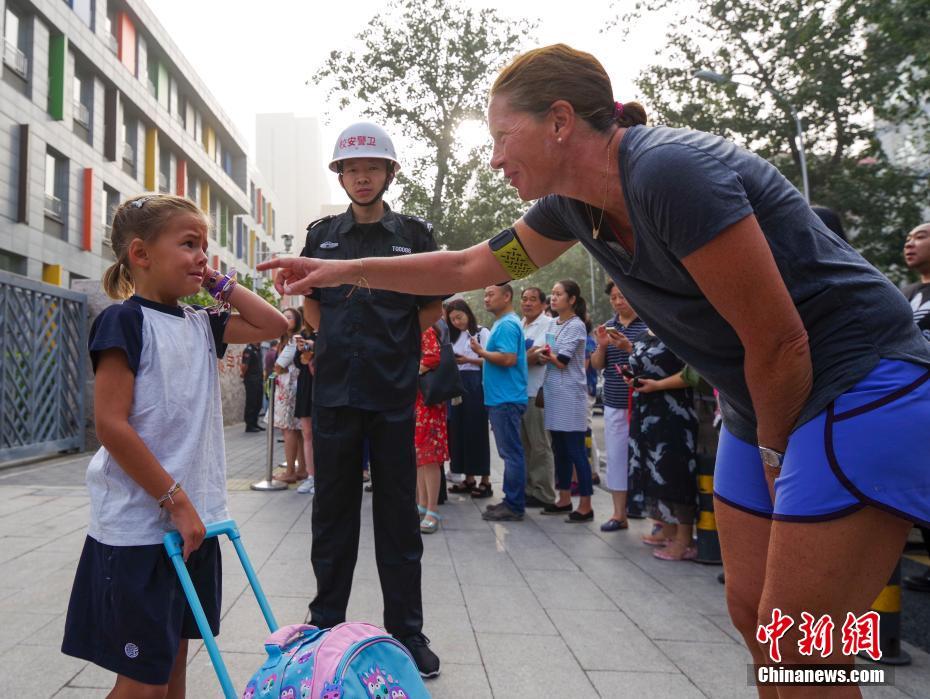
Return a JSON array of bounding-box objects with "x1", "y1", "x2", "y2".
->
[{"x1": 329, "y1": 122, "x2": 400, "y2": 172}]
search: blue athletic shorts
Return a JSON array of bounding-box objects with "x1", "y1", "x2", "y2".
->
[
  {"x1": 61, "y1": 535, "x2": 221, "y2": 685},
  {"x1": 714, "y1": 359, "x2": 930, "y2": 524}
]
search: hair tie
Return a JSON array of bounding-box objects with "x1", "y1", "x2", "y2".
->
[{"x1": 613, "y1": 101, "x2": 625, "y2": 119}]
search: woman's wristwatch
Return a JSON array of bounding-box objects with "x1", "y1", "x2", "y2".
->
[{"x1": 759, "y1": 447, "x2": 785, "y2": 470}]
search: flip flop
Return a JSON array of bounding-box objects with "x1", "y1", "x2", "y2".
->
[{"x1": 653, "y1": 546, "x2": 698, "y2": 561}]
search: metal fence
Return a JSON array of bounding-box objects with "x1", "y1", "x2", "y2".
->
[{"x1": 0, "y1": 271, "x2": 87, "y2": 463}]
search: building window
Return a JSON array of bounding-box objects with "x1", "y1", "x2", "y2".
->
[
  {"x1": 44, "y1": 149, "x2": 68, "y2": 238},
  {"x1": 188, "y1": 176, "x2": 198, "y2": 204},
  {"x1": 101, "y1": 183, "x2": 119, "y2": 251},
  {"x1": 0, "y1": 250, "x2": 27, "y2": 275},
  {"x1": 3, "y1": 6, "x2": 29, "y2": 92},
  {"x1": 159, "y1": 148, "x2": 170, "y2": 193},
  {"x1": 71, "y1": 0, "x2": 94, "y2": 29},
  {"x1": 72, "y1": 70, "x2": 93, "y2": 143},
  {"x1": 104, "y1": 10, "x2": 117, "y2": 54},
  {"x1": 122, "y1": 113, "x2": 136, "y2": 176}
]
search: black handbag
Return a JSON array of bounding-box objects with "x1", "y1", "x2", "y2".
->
[{"x1": 419, "y1": 338, "x2": 464, "y2": 406}]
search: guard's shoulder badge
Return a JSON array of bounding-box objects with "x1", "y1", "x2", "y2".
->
[
  {"x1": 305, "y1": 215, "x2": 335, "y2": 233},
  {"x1": 402, "y1": 214, "x2": 434, "y2": 235}
]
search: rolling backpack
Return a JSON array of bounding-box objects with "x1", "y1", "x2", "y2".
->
[{"x1": 241, "y1": 622, "x2": 429, "y2": 699}]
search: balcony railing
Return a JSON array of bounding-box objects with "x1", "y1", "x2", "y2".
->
[
  {"x1": 122, "y1": 142, "x2": 135, "y2": 165},
  {"x1": 2, "y1": 39, "x2": 28, "y2": 77},
  {"x1": 106, "y1": 34, "x2": 118, "y2": 55},
  {"x1": 73, "y1": 100, "x2": 90, "y2": 127},
  {"x1": 44, "y1": 194, "x2": 63, "y2": 220},
  {"x1": 147, "y1": 79, "x2": 157, "y2": 97}
]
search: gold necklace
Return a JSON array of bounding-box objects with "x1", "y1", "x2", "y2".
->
[{"x1": 585, "y1": 129, "x2": 617, "y2": 240}]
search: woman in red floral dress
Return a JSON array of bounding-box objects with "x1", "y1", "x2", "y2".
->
[{"x1": 416, "y1": 324, "x2": 449, "y2": 533}]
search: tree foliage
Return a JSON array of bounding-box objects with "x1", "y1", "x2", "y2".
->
[
  {"x1": 314, "y1": 0, "x2": 532, "y2": 250},
  {"x1": 613, "y1": 0, "x2": 929, "y2": 281}
]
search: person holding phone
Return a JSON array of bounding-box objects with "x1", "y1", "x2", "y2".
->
[
  {"x1": 444, "y1": 299, "x2": 492, "y2": 498},
  {"x1": 539, "y1": 280, "x2": 594, "y2": 522},
  {"x1": 590, "y1": 281, "x2": 647, "y2": 530},
  {"x1": 625, "y1": 330, "x2": 699, "y2": 560}
]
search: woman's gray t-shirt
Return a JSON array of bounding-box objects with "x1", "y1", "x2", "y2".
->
[{"x1": 524, "y1": 125, "x2": 930, "y2": 445}]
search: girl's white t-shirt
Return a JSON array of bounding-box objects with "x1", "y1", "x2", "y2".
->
[
  {"x1": 85, "y1": 295, "x2": 230, "y2": 546},
  {"x1": 451, "y1": 327, "x2": 490, "y2": 372}
]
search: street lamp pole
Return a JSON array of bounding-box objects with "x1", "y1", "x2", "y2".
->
[{"x1": 693, "y1": 69, "x2": 810, "y2": 203}]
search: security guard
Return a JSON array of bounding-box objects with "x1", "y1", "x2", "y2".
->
[
  {"x1": 240, "y1": 342, "x2": 264, "y2": 432},
  {"x1": 301, "y1": 122, "x2": 442, "y2": 678}
]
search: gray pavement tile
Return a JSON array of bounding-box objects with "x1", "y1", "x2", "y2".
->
[
  {"x1": 425, "y1": 661, "x2": 492, "y2": 698},
  {"x1": 52, "y1": 688, "x2": 108, "y2": 698},
  {"x1": 550, "y1": 531, "x2": 629, "y2": 560},
  {"x1": 610, "y1": 590, "x2": 737, "y2": 645},
  {"x1": 216, "y1": 594, "x2": 310, "y2": 654},
  {"x1": 37, "y1": 527, "x2": 92, "y2": 553},
  {"x1": 656, "y1": 639, "x2": 757, "y2": 698},
  {"x1": 476, "y1": 632, "x2": 599, "y2": 698},
  {"x1": 421, "y1": 564, "x2": 466, "y2": 606},
  {"x1": 186, "y1": 648, "x2": 267, "y2": 697},
  {"x1": 0, "y1": 550, "x2": 81, "y2": 588},
  {"x1": 68, "y1": 660, "x2": 115, "y2": 688},
  {"x1": 886, "y1": 643, "x2": 930, "y2": 699},
  {"x1": 548, "y1": 608, "x2": 678, "y2": 673},
  {"x1": 22, "y1": 611, "x2": 66, "y2": 647},
  {"x1": 461, "y1": 583, "x2": 557, "y2": 636},
  {"x1": 0, "y1": 493, "x2": 59, "y2": 518},
  {"x1": 861, "y1": 685, "x2": 920, "y2": 699},
  {"x1": 0, "y1": 535, "x2": 48, "y2": 563},
  {"x1": 493, "y1": 528, "x2": 579, "y2": 571},
  {"x1": 523, "y1": 569, "x2": 616, "y2": 611},
  {"x1": 0, "y1": 645, "x2": 87, "y2": 697},
  {"x1": 451, "y1": 552, "x2": 527, "y2": 587},
  {"x1": 528, "y1": 511, "x2": 601, "y2": 536},
  {"x1": 587, "y1": 670, "x2": 706, "y2": 699},
  {"x1": 422, "y1": 602, "x2": 482, "y2": 665},
  {"x1": 0, "y1": 609, "x2": 61, "y2": 654},
  {"x1": 0, "y1": 568, "x2": 74, "y2": 614},
  {"x1": 575, "y1": 555, "x2": 668, "y2": 600},
  {"x1": 253, "y1": 556, "x2": 315, "y2": 599},
  {"x1": 704, "y1": 613, "x2": 747, "y2": 645},
  {"x1": 659, "y1": 573, "x2": 730, "y2": 617}
]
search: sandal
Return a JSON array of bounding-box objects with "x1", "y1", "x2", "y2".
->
[
  {"x1": 641, "y1": 534, "x2": 672, "y2": 547},
  {"x1": 448, "y1": 480, "x2": 477, "y2": 494},
  {"x1": 276, "y1": 472, "x2": 298, "y2": 484},
  {"x1": 470, "y1": 483, "x2": 493, "y2": 499},
  {"x1": 417, "y1": 504, "x2": 427, "y2": 520},
  {"x1": 295, "y1": 471, "x2": 309, "y2": 481},
  {"x1": 653, "y1": 545, "x2": 697, "y2": 561},
  {"x1": 420, "y1": 510, "x2": 441, "y2": 534}
]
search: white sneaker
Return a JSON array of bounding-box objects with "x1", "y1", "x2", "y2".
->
[
  {"x1": 447, "y1": 472, "x2": 465, "y2": 484},
  {"x1": 297, "y1": 477, "x2": 315, "y2": 494}
]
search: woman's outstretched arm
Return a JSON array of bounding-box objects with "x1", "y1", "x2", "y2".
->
[{"x1": 257, "y1": 219, "x2": 576, "y2": 297}]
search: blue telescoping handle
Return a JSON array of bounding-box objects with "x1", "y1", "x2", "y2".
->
[{"x1": 164, "y1": 519, "x2": 279, "y2": 699}]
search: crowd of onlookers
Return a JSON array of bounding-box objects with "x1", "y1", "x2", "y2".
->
[{"x1": 244, "y1": 216, "x2": 930, "y2": 570}]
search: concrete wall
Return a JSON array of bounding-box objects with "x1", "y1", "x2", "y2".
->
[{"x1": 73, "y1": 279, "x2": 247, "y2": 452}]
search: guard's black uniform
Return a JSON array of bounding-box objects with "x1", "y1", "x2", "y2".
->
[
  {"x1": 302, "y1": 204, "x2": 440, "y2": 639},
  {"x1": 241, "y1": 343, "x2": 264, "y2": 429}
]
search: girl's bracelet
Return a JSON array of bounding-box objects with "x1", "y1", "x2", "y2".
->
[{"x1": 158, "y1": 481, "x2": 182, "y2": 508}]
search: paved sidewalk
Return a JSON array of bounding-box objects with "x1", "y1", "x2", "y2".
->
[{"x1": 1, "y1": 423, "x2": 928, "y2": 698}]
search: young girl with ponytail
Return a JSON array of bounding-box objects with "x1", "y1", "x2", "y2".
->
[{"x1": 61, "y1": 194, "x2": 287, "y2": 698}]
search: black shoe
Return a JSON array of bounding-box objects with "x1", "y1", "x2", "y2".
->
[
  {"x1": 541, "y1": 503, "x2": 573, "y2": 516},
  {"x1": 485, "y1": 501, "x2": 507, "y2": 512},
  {"x1": 903, "y1": 571, "x2": 930, "y2": 592},
  {"x1": 482, "y1": 504, "x2": 524, "y2": 521},
  {"x1": 245, "y1": 425, "x2": 262, "y2": 433},
  {"x1": 566, "y1": 510, "x2": 594, "y2": 523},
  {"x1": 524, "y1": 495, "x2": 552, "y2": 508},
  {"x1": 255, "y1": 424, "x2": 266, "y2": 431},
  {"x1": 717, "y1": 572, "x2": 726, "y2": 585},
  {"x1": 400, "y1": 633, "x2": 440, "y2": 679}
]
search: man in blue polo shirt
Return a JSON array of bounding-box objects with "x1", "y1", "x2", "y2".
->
[{"x1": 469, "y1": 284, "x2": 528, "y2": 521}]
